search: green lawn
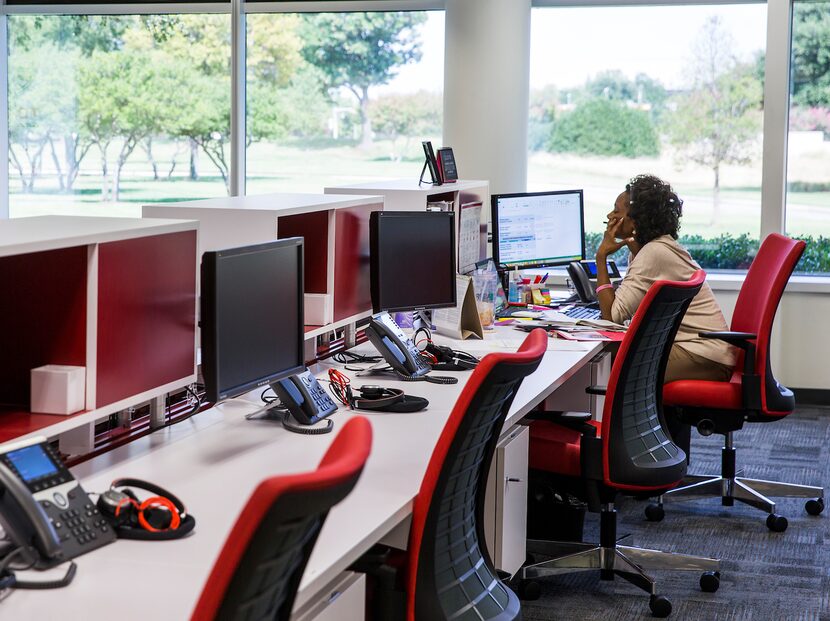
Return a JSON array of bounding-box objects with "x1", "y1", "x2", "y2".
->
[{"x1": 9, "y1": 138, "x2": 830, "y2": 240}]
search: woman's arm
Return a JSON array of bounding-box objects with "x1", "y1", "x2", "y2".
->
[{"x1": 596, "y1": 217, "x2": 636, "y2": 321}]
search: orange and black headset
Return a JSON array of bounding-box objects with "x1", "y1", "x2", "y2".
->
[
  {"x1": 414, "y1": 327, "x2": 480, "y2": 372},
  {"x1": 327, "y1": 369, "x2": 429, "y2": 413},
  {"x1": 96, "y1": 479, "x2": 196, "y2": 541}
]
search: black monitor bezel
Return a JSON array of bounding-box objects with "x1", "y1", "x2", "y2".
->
[
  {"x1": 491, "y1": 189, "x2": 586, "y2": 271},
  {"x1": 200, "y1": 237, "x2": 306, "y2": 404},
  {"x1": 370, "y1": 210, "x2": 457, "y2": 314}
]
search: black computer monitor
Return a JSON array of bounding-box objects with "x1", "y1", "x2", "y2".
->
[
  {"x1": 491, "y1": 189, "x2": 585, "y2": 270},
  {"x1": 370, "y1": 211, "x2": 457, "y2": 313},
  {"x1": 200, "y1": 238, "x2": 305, "y2": 404}
]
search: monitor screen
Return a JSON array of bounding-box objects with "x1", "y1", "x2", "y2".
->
[
  {"x1": 491, "y1": 190, "x2": 585, "y2": 270},
  {"x1": 370, "y1": 211, "x2": 457, "y2": 313},
  {"x1": 200, "y1": 238, "x2": 305, "y2": 403}
]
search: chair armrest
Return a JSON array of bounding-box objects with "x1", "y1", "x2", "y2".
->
[
  {"x1": 544, "y1": 411, "x2": 596, "y2": 435},
  {"x1": 698, "y1": 331, "x2": 757, "y2": 347},
  {"x1": 698, "y1": 331, "x2": 761, "y2": 409},
  {"x1": 585, "y1": 385, "x2": 607, "y2": 395}
]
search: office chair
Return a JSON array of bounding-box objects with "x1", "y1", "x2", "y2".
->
[
  {"x1": 190, "y1": 416, "x2": 372, "y2": 621},
  {"x1": 354, "y1": 329, "x2": 547, "y2": 621},
  {"x1": 520, "y1": 271, "x2": 719, "y2": 618},
  {"x1": 647, "y1": 233, "x2": 824, "y2": 532}
]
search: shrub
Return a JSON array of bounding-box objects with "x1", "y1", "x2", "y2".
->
[
  {"x1": 548, "y1": 98, "x2": 660, "y2": 158},
  {"x1": 583, "y1": 232, "x2": 830, "y2": 274}
]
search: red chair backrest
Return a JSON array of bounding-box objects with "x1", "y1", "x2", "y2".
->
[
  {"x1": 731, "y1": 233, "x2": 805, "y2": 414},
  {"x1": 600, "y1": 271, "x2": 705, "y2": 491},
  {"x1": 190, "y1": 416, "x2": 372, "y2": 621},
  {"x1": 406, "y1": 329, "x2": 548, "y2": 621}
]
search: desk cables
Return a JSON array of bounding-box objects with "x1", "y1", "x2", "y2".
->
[{"x1": 327, "y1": 370, "x2": 429, "y2": 413}]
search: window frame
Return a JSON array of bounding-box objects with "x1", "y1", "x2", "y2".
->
[{"x1": 0, "y1": 0, "x2": 809, "y2": 274}]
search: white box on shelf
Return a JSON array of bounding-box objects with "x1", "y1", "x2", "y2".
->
[
  {"x1": 305, "y1": 293, "x2": 333, "y2": 326},
  {"x1": 30, "y1": 365, "x2": 86, "y2": 415}
]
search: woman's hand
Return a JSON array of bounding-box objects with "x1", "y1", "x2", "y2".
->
[{"x1": 597, "y1": 216, "x2": 635, "y2": 258}]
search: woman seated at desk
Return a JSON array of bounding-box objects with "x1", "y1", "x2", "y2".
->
[{"x1": 594, "y1": 173, "x2": 736, "y2": 383}]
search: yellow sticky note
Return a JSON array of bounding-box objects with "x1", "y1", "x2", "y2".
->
[{"x1": 531, "y1": 288, "x2": 545, "y2": 305}]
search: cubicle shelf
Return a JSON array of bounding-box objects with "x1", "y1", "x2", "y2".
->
[
  {"x1": 0, "y1": 216, "x2": 198, "y2": 448},
  {"x1": 325, "y1": 178, "x2": 490, "y2": 272},
  {"x1": 143, "y1": 192, "x2": 383, "y2": 332}
]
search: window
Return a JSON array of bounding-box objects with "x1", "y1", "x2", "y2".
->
[
  {"x1": 7, "y1": 14, "x2": 230, "y2": 218},
  {"x1": 786, "y1": 0, "x2": 830, "y2": 275},
  {"x1": 529, "y1": 5, "x2": 766, "y2": 270},
  {"x1": 245, "y1": 10, "x2": 444, "y2": 194}
]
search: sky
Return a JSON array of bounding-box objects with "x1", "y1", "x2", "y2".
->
[{"x1": 380, "y1": 4, "x2": 767, "y2": 95}]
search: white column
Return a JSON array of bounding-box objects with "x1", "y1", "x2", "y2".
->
[
  {"x1": 1, "y1": 14, "x2": 9, "y2": 218},
  {"x1": 443, "y1": 0, "x2": 531, "y2": 195},
  {"x1": 759, "y1": 0, "x2": 792, "y2": 238}
]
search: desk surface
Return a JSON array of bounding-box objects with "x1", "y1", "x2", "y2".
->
[{"x1": 3, "y1": 328, "x2": 600, "y2": 620}]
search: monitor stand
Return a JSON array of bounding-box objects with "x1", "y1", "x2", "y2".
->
[{"x1": 412, "y1": 309, "x2": 432, "y2": 333}]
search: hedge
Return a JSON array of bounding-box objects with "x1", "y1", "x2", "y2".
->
[{"x1": 583, "y1": 232, "x2": 830, "y2": 274}]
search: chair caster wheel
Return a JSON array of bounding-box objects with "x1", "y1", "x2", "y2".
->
[
  {"x1": 649, "y1": 594, "x2": 672, "y2": 617},
  {"x1": 517, "y1": 579, "x2": 540, "y2": 601},
  {"x1": 645, "y1": 503, "x2": 665, "y2": 522},
  {"x1": 766, "y1": 513, "x2": 788, "y2": 532},
  {"x1": 700, "y1": 571, "x2": 720, "y2": 593},
  {"x1": 805, "y1": 498, "x2": 824, "y2": 516}
]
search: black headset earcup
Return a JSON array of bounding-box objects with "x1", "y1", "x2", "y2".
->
[
  {"x1": 142, "y1": 506, "x2": 174, "y2": 531},
  {"x1": 113, "y1": 514, "x2": 196, "y2": 541},
  {"x1": 382, "y1": 395, "x2": 429, "y2": 413}
]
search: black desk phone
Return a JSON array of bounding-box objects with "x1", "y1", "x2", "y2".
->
[
  {"x1": 365, "y1": 312, "x2": 431, "y2": 378},
  {"x1": 271, "y1": 369, "x2": 338, "y2": 425},
  {"x1": 566, "y1": 260, "x2": 621, "y2": 303},
  {"x1": 0, "y1": 437, "x2": 116, "y2": 569}
]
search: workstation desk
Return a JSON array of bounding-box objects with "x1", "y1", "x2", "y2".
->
[{"x1": 3, "y1": 328, "x2": 602, "y2": 620}]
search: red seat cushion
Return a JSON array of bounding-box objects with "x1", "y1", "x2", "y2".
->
[
  {"x1": 529, "y1": 420, "x2": 601, "y2": 477},
  {"x1": 663, "y1": 376, "x2": 743, "y2": 410}
]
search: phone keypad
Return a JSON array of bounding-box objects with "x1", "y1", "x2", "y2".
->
[
  {"x1": 300, "y1": 372, "x2": 337, "y2": 418},
  {"x1": 37, "y1": 486, "x2": 117, "y2": 564},
  {"x1": 384, "y1": 314, "x2": 432, "y2": 376}
]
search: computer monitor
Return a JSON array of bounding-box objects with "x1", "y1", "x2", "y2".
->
[
  {"x1": 491, "y1": 189, "x2": 585, "y2": 270},
  {"x1": 200, "y1": 238, "x2": 305, "y2": 404},
  {"x1": 370, "y1": 211, "x2": 457, "y2": 313}
]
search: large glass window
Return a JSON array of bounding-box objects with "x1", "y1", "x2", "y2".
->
[
  {"x1": 245, "y1": 10, "x2": 444, "y2": 194},
  {"x1": 529, "y1": 5, "x2": 766, "y2": 269},
  {"x1": 786, "y1": 1, "x2": 830, "y2": 275},
  {"x1": 7, "y1": 14, "x2": 230, "y2": 218}
]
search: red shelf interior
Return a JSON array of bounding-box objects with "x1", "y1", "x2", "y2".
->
[
  {"x1": 277, "y1": 211, "x2": 329, "y2": 295},
  {"x1": 0, "y1": 407, "x2": 89, "y2": 444},
  {"x1": 0, "y1": 246, "x2": 87, "y2": 410},
  {"x1": 334, "y1": 204, "x2": 374, "y2": 322}
]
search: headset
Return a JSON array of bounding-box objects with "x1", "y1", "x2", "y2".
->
[
  {"x1": 96, "y1": 479, "x2": 196, "y2": 541},
  {"x1": 414, "y1": 327, "x2": 480, "y2": 372},
  {"x1": 327, "y1": 370, "x2": 429, "y2": 413}
]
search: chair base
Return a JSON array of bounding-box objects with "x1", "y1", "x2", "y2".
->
[
  {"x1": 653, "y1": 433, "x2": 825, "y2": 530},
  {"x1": 519, "y1": 506, "x2": 719, "y2": 617}
]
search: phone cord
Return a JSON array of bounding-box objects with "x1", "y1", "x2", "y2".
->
[
  {"x1": 394, "y1": 371, "x2": 458, "y2": 385},
  {"x1": 281, "y1": 411, "x2": 334, "y2": 435}
]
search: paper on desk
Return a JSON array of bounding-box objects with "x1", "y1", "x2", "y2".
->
[{"x1": 458, "y1": 202, "x2": 482, "y2": 274}]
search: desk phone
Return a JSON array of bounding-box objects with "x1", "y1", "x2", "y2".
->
[
  {"x1": 272, "y1": 369, "x2": 338, "y2": 425},
  {"x1": 365, "y1": 312, "x2": 431, "y2": 378},
  {"x1": 0, "y1": 437, "x2": 116, "y2": 569}
]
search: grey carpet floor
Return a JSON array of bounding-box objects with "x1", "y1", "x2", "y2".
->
[{"x1": 520, "y1": 407, "x2": 830, "y2": 620}]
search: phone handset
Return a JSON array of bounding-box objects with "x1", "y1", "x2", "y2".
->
[
  {"x1": 0, "y1": 463, "x2": 62, "y2": 567},
  {"x1": 567, "y1": 260, "x2": 621, "y2": 303},
  {"x1": 270, "y1": 369, "x2": 338, "y2": 435},
  {"x1": 365, "y1": 312, "x2": 430, "y2": 378}
]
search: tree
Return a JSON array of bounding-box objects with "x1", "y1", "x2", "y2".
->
[
  {"x1": 666, "y1": 16, "x2": 762, "y2": 219},
  {"x1": 369, "y1": 91, "x2": 441, "y2": 161},
  {"x1": 549, "y1": 98, "x2": 659, "y2": 158},
  {"x1": 791, "y1": 3, "x2": 830, "y2": 108},
  {"x1": 300, "y1": 12, "x2": 427, "y2": 148}
]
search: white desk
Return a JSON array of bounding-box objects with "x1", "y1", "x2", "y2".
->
[{"x1": 2, "y1": 327, "x2": 601, "y2": 620}]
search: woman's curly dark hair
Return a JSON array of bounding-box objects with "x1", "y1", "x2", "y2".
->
[{"x1": 625, "y1": 174, "x2": 683, "y2": 246}]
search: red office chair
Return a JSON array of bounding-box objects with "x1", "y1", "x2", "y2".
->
[
  {"x1": 190, "y1": 417, "x2": 372, "y2": 621},
  {"x1": 354, "y1": 329, "x2": 547, "y2": 621},
  {"x1": 648, "y1": 233, "x2": 824, "y2": 531},
  {"x1": 521, "y1": 271, "x2": 719, "y2": 618}
]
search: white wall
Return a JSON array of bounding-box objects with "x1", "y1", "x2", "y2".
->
[{"x1": 443, "y1": 0, "x2": 531, "y2": 195}]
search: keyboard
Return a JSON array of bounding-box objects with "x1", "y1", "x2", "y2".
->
[{"x1": 563, "y1": 305, "x2": 602, "y2": 320}]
